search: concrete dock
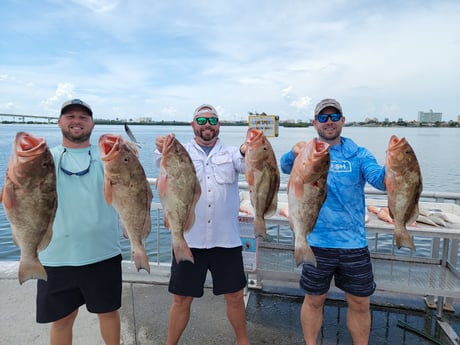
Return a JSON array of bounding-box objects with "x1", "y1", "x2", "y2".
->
[{"x1": 1, "y1": 261, "x2": 460, "y2": 345}]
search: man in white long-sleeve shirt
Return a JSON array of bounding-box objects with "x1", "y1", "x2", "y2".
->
[{"x1": 154, "y1": 104, "x2": 250, "y2": 345}]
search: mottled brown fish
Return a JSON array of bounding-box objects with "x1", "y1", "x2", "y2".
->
[
  {"x1": 156, "y1": 134, "x2": 200, "y2": 264},
  {"x1": 0, "y1": 132, "x2": 57, "y2": 284},
  {"x1": 385, "y1": 135, "x2": 422, "y2": 250},
  {"x1": 287, "y1": 138, "x2": 330, "y2": 266},
  {"x1": 99, "y1": 134, "x2": 153, "y2": 273},
  {"x1": 244, "y1": 128, "x2": 280, "y2": 238}
]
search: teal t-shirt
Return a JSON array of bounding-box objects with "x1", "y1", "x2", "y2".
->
[{"x1": 39, "y1": 145, "x2": 121, "y2": 266}]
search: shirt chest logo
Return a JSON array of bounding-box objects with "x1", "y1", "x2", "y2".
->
[{"x1": 330, "y1": 160, "x2": 351, "y2": 172}]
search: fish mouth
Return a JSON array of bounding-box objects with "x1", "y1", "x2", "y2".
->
[
  {"x1": 246, "y1": 128, "x2": 263, "y2": 144},
  {"x1": 15, "y1": 132, "x2": 47, "y2": 157},
  {"x1": 99, "y1": 134, "x2": 122, "y2": 160}
]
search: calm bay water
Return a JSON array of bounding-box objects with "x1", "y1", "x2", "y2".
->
[{"x1": 0, "y1": 123, "x2": 459, "y2": 262}]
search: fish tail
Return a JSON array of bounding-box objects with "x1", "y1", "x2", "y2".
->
[
  {"x1": 18, "y1": 258, "x2": 47, "y2": 285},
  {"x1": 394, "y1": 224, "x2": 416, "y2": 250},
  {"x1": 253, "y1": 216, "x2": 267, "y2": 239},
  {"x1": 294, "y1": 242, "x2": 317, "y2": 267},
  {"x1": 173, "y1": 239, "x2": 194, "y2": 264},
  {"x1": 132, "y1": 246, "x2": 151, "y2": 273}
]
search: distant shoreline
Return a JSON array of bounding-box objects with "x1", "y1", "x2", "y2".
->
[{"x1": 1, "y1": 119, "x2": 458, "y2": 128}]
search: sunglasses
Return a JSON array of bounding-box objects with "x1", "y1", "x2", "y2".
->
[
  {"x1": 316, "y1": 113, "x2": 342, "y2": 123},
  {"x1": 195, "y1": 117, "x2": 219, "y2": 125},
  {"x1": 59, "y1": 149, "x2": 92, "y2": 176}
]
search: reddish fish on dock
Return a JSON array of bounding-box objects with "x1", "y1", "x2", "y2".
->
[
  {"x1": 0, "y1": 132, "x2": 57, "y2": 284},
  {"x1": 287, "y1": 138, "x2": 330, "y2": 266},
  {"x1": 99, "y1": 134, "x2": 153, "y2": 273},
  {"x1": 385, "y1": 135, "x2": 422, "y2": 250},
  {"x1": 156, "y1": 134, "x2": 201, "y2": 264},
  {"x1": 244, "y1": 128, "x2": 280, "y2": 239}
]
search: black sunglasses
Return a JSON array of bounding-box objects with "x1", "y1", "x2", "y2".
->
[
  {"x1": 316, "y1": 113, "x2": 342, "y2": 123},
  {"x1": 59, "y1": 149, "x2": 92, "y2": 176},
  {"x1": 195, "y1": 117, "x2": 219, "y2": 125}
]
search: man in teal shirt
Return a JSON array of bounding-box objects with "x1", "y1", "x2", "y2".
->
[{"x1": 37, "y1": 99, "x2": 122, "y2": 345}]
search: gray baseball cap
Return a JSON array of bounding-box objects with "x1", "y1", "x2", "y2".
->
[
  {"x1": 60, "y1": 98, "x2": 93, "y2": 116},
  {"x1": 314, "y1": 98, "x2": 343, "y2": 116}
]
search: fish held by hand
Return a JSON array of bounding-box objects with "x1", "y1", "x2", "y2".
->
[
  {"x1": 99, "y1": 134, "x2": 153, "y2": 273},
  {"x1": 244, "y1": 128, "x2": 280, "y2": 239},
  {"x1": 0, "y1": 132, "x2": 57, "y2": 284},
  {"x1": 156, "y1": 134, "x2": 200, "y2": 264},
  {"x1": 385, "y1": 135, "x2": 422, "y2": 250},
  {"x1": 287, "y1": 138, "x2": 330, "y2": 267}
]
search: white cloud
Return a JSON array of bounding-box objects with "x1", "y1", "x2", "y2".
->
[{"x1": 0, "y1": 0, "x2": 459, "y2": 121}]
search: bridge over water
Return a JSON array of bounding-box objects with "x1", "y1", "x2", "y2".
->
[{"x1": 0, "y1": 113, "x2": 58, "y2": 123}]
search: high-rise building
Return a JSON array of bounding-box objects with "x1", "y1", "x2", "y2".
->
[{"x1": 418, "y1": 110, "x2": 442, "y2": 123}]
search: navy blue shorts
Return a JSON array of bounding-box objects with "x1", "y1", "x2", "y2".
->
[
  {"x1": 36, "y1": 254, "x2": 122, "y2": 323},
  {"x1": 169, "y1": 246, "x2": 247, "y2": 297},
  {"x1": 300, "y1": 247, "x2": 375, "y2": 297}
]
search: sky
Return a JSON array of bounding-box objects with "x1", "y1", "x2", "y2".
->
[{"x1": 1, "y1": 0, "x2": 459, "y2": 122}]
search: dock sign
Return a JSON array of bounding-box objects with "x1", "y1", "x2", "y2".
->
[{"x1": 248, "y1": 115, "x2": 279, "y2": 137}]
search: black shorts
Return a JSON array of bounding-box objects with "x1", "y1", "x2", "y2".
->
[
  {"x1": 169, "y1": 247, "x2": 247, "y2": 297},
  {"x1": 36, "y1": 254, "x2": 122, "y2": 323},
  {"x1": 300, "y1": 247, "x2": 376, "y2": 297}
]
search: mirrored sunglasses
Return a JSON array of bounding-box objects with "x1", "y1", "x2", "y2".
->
[
  {"x1": 316, "y1": 113, "x2": 342, "y2": 123},
  {"x1": 195, "y1": 117, "x2": 219, "y2": 125}
]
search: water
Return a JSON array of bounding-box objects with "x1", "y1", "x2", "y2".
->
[{"x1": 1, "y1": 123, "x2": 459, "y2": 262}]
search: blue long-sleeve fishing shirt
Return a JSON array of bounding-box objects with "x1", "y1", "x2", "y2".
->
[{"x1": 280, "y1": 137, "x2": 386, "y2": 249}]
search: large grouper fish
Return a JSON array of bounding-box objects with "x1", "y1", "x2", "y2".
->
[
  {"x1": 385, "y1": 135, "x2": 422, "y2": 250},
  {"x1": 99, "y1": 134, "x2": 153, "y2": 273},
  {"x1": 243, "y1": 128, "x2": 280, "y2": 239},
  {"x1": 287, "y1": 138, "x2": 330, "y2": 267},
  {"x1": 0, "y1": 132, "x2": 57, "y2": 284},
  {"x1": 156, "y1": 133, "x2": 201, "y2": 264}
]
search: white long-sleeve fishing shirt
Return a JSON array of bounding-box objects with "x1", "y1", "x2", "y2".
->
[{"x1": 154, "y1": 138, "x2": 245, "y2": 248}]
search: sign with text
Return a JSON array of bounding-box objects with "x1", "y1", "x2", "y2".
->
[
  {"x1": 248, "y1": 115, "x2": 279, "y2": 137},
  {"x1": 239, "y1": 216, "x2": 258, "y2": 272}
]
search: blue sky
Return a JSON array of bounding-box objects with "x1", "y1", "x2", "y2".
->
[{"x1": 1, "y1": 0, "x2": 459, "y2": 122}]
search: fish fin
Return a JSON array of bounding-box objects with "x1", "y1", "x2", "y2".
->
[
  {"x1": 394, "y1": 224, "x2": 416, "y2": 250},
  {"x1": 173, "y1": 239, "x2": 194, "y2": 264},
  {"x1": 264, "y1": 193, "x2": 278, "y2": 218},
  {"x1": 143, "y1": 212, "x2": 152, "y2": 237},
  {"x1": 253, "y1": 216, "x2": 267, "y2": 239},
  {"x1": 407, "y1": 204, "x2": 419, "y2": 226},
  {"x1": 245, "y1": 170, "x2": 255, "y2": 187},
  {"x1": 121, "y1": 224, "x2": 129, "y2": 239},
  {"x1": 294, "y1": 241, "x2": 317, "y2": 267},
  {"x1": 103, "y1": 179, "x2": 113, "y2": 205},
  {"x1": 163, "y1": 215, "x2": 171, "y2": 230},
  {"x1": 183, "y1": 212, "x2": 195, "y2": 233},
  {"x1": 156, "y1": 173, "x2": 168, "y2": 198},
  {"x1": 183, "y1": 178, "x2": 201, "y2": 232},
  {"x1": 292, "y1": 178, "x2": 305, "y2": 199},
  {"x1": 132, "y1": 244, "x2": 150, "y2": 273},
  {"x1": 1, "y1": 184, "x2": 15, "y2": 209},
  {"x1": 37, "y1": 224, "x2": 53, "y2": 251},
  {"x1": 18, "y1": 258, "x2": 47, "y2": 285}
]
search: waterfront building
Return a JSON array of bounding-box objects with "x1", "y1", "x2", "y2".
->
[{"x1": 418, "y1": 109, "x2": 442, "y2": 123}]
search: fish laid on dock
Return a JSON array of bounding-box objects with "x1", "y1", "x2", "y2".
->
[
  {"x1": 156, "y1": 134, "x2": 200, "y2": 264},
  {"x1": 385, "y1": 135, "x2": 422, "y2": 250},
  {"x1": 0, "y1": 132, "x2": 57, "y2": 284},
  {"x1": 99, "y1": 134, "x2": 153, "y2": 273},
  {"x1": 287, "y1": 138, "x2": 330, "y2": 267},
  {"x1": 243, "y1": 128, "x2": 280, "y2": 239}
]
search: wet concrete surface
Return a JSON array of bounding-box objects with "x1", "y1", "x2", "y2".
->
[{"x1": 2, "y1": 261, "x2": 460, "y2": 345}]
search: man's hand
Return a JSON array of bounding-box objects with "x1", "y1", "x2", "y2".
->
[
  {"x1": 155, "y1": 136, "x2": 166, "y2": 152},
  {"x1": 292, "y1": 141, "x2": 307, "y2": 156}
]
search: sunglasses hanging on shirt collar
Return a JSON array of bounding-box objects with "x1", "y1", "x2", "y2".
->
[{"x1": 59, "y1": 149, "x2": 92, "y2": 176}]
